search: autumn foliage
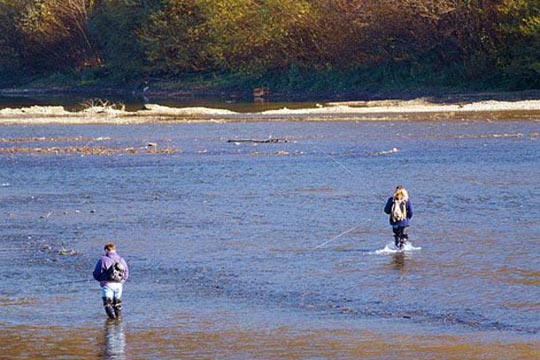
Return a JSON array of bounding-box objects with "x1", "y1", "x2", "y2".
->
[{"x1": 0, "y1": 0, "x2": 539, "y2": 90}]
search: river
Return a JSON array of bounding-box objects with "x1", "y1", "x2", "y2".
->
[{"x1": 0, "y1": 111, "x2": 539, "y2": 359}]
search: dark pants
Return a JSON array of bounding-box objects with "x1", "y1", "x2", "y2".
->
[
  {"x1": 392, "y1": 226, "x2": 409, "y2": 248},
  {"x1": 103, "y1": 297, "x2": 122, "y2": 319}
]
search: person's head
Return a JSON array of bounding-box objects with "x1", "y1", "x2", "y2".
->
[
  {"x1": 394, "y1": 185, "x2": 409, "y2": 201},
  {"x1": 104, "y1": 243, "x2": 116, "y2": 253}
]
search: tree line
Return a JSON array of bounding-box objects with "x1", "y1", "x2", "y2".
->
[{"x1": 1, "y1": 0, "x2": 539, "y2": 92}]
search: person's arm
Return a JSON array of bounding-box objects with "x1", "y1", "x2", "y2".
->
[
  {"x1": 407, "y1": 200, "x2": 413, "y2": 219},
  {"x1": 384, "y1": 197, "x2": 393, "y2": 214},
  {"x1": 121, "y1": 258, "x2": 129, "y2": 282},
  {"x1": 93, "y1": 259, "x2": 103, "y2": 281}
]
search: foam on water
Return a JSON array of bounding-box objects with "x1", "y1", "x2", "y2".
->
[{"x1": 373, "y1": 242, "x2": 422, "y2": 255}]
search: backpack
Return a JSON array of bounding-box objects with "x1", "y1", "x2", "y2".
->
[
  {"x1": 105, "y1": 261, "x2": 126, "y2": 282},
  {"x1": 391, "y1": 199, "x2": 407, "y2": 222}
]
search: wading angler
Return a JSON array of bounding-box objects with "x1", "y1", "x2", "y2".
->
[
  {"x1": 93, "y1": 243, "x2": 129, "y2": 319},
  {"x1": 384, "y1": 185, "x2": 414, "y2": 249}
]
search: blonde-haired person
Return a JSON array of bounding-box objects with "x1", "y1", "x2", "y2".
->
[
  {"x1": 93, "y1": 243, "x2": 129, "y2": 319},
  {"x1": 384, "y1": 185, "x2": 414, "y2": 249}
]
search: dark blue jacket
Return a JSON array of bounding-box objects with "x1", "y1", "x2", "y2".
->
[
  {"x1": 93, "y1": 251, "x2": 129, "y2": 286},
  {"x1": 384, "y1": 197, "x2": 413, "y2": 227}
]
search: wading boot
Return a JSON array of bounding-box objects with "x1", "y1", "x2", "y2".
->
[
  {"x1": 394, "y1": 235, "x2": 400, "y2": 248},
  {"x1": 398, "y1": 234, "x2": 409, "y2": 250},
  {"x1": 103, "y1": 297, "x2": 116, "y2": 319},
  {"x1": 113, "y1": 298, "x2": 122, "y2": 319}
]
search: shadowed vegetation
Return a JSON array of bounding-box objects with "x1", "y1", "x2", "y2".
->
[{"x1": 1, "y1": 0, "x2": 539, "y2": 95}]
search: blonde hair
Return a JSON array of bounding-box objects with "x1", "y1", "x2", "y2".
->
[
  {"x1": 104, "y1": 243, "x2": 116, "y2": 252},
  {"x1": 393, "y1": 185, "x2": 409, "y2": 201}
]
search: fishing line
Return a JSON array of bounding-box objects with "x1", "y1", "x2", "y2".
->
[
  {"x1": 308, "y1": 141, "x2": 369, "y2": 250},
  {"x1": 312, "y1": 224, "x2": 362, "y2": 250},
  {"x1": 311, "y1": 143, "x2": 356, "y2": 177}
]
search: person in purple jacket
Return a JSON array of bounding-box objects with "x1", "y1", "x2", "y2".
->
[
  {"x1": 93, "y1": 243, "x2": 129, "y2": 319},
  {"x1": 384, "y1": 185, "x2": 414, "y2": 249}
]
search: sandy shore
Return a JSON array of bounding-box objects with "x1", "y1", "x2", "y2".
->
[{"x1": 1, "y1": 99, "x2": 540, "y2": 124}]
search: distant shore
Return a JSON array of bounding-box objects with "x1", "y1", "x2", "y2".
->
[{"x1": 1, "y1": 97, "x2": 540, "y2": 124}]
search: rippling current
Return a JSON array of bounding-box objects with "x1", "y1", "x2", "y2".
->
[{"x1": 1, "y1": 119, "x2": 539, "y2": 359}]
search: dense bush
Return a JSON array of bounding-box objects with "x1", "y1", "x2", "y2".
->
[
  {"x1": 89, "y1": 0, "x2": 161, "y2": 80},
  {"x1": 498, "y1": 0, "x2": 540, "y2": 88},
  {"x1": 0, "y1": 0, "x2": 539, "y2": 92}
]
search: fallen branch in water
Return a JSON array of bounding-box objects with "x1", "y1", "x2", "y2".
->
[{"x1": 227, "y1": 138, "x2": 288, "y2": 143}]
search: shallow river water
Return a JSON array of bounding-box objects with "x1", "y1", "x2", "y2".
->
[{"x1": 1, "y1": 118, "x2": 539, "y2": 359}]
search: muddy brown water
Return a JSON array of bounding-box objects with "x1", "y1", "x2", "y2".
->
[{"x1": 1, "y1": 118, "x2": 539, "y2": 359}]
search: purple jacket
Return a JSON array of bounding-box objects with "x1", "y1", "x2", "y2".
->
[
  {"x1": 93, "y1": 251, "x2": 129, "y2": 286},
  {"x1": 384, "y1": 197, "x2": 413, "y2": 227}
]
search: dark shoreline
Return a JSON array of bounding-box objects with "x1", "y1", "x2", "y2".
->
[{"x1": 3, "y1": 85, "x2": 540, "y2": 105}]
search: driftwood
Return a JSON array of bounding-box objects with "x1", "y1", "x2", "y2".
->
[{"x1": 227, "y1": 138, "x2": 288, "y2": 144}]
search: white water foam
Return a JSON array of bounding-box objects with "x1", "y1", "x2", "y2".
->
[{"x1": 373, "y1": 242, "x2": 422, "y2": 255}]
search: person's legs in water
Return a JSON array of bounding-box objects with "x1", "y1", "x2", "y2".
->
[
  {"x1": 398, "y1": 226, "x2": 409, "y2": 249},
  {"x1": 113, "y1": 298, "x2": 122, "y2": 318},
  {"x1": 392, "y1": 226, "x2": 401, "y2": 248},
  {"x1": 101, "y1": 283, "x2": 123, "y2": 319},
  {"x1": 111, "y1": 283, "x2": 123, "y2": 319},
  {"x1": 102, "y1": 297, "x2": 116, "y2": 319},
  {"x1": 393, "y1": 226, "x2": 409, "y2": 249}
]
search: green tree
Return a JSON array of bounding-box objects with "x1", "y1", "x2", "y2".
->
[
  {"x1": 15, "y1": 0, "x2": 100, "y2": 72},
  {"x1": 1, "y1": 0, "x2": 538, "y2": 91},
  {"x1": 89, "y1": 0, "x2": 161, "y2": 79},
  {"x1": 0, "y1": 1, "x2": 28, "y2": 79},
  {"x1": 435, "y1": 1, "x2": 500, "y2": 79},
  {"x1": 139, "y1": 0, "x2": 215, "y2": 74},
  {"x1": 140, "y1": 0, "x2": 317, "y2": 75},
  {"x1": 498, "y1": 0, "x2": 540, "y2": 87},
  {"x1": 204, "y1": 0, "x2": 315, "y2": 74}
]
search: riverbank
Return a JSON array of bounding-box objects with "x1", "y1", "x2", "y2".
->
[
  {"x1": 3, "y1": 83, "x2": 540, "y2": 102},
  {"x1": 1, "y1": 97, "x2": 540, "y2": 124}
]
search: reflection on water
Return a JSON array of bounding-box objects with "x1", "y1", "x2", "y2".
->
[
  {"x1": 391, "y1": 252, "x2": 406, "y2": 272},
  {"x1": 102, "y1": 320, "x2": 126, "y2": 360},
  {"x1": 1, "y1": 321, "x2": 539, "y2": 359}
]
